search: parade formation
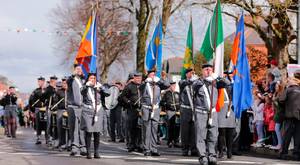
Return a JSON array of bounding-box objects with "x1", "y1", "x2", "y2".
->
[{"x1": 20, "y1": 61, "x2": 232, "y2": 165}]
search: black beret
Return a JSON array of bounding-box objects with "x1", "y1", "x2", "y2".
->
[
  {"x1": 134, "y1": 72, "x2": 142, "y2": 77},
  {"x1": 61, "y1": 76, "x2": 67, "y2": 81},
  {"x1": 170, "y1": 80, "x2": 176, "y2": 85},
  {"x1": 185, "y1": 68, "x2": 193, "y2": 74},
  {"x1": 38, "y1": 76, "x2": 45, "y2": 81},
  {"x1": 202, "y1": 63, "x2": 213, "y2": 69},
  {"x1": 73, "y1": 63, "x2": 80, "y2": 68},
  {"x1": 87, "y1": 72, "x2": 97, "y2": 78},
  {"x1": 147, "y1": 68, "x2": 156, "y2": 74},
  {"x1": 50, "y1": 75, "x2": 58, "y2": 80}
]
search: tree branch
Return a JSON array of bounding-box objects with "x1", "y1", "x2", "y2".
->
[{"x1": 170, "y1": 0, "x2": 186, "y2": 15}]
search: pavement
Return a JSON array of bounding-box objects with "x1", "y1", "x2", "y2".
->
[{"x1": 0, "y1": 127, "x2": 299, "y2": 165}]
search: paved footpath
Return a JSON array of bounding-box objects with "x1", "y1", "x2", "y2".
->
[{"x1": 0, "y1": 127, "x2": 299, "y2": 165}]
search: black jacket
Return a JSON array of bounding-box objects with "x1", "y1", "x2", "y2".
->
[
  {"x1": 56, "y1": 88, "x2": 67, "y2": 110},
  {"x1": 160, "y1": 90, "x2": 180, "y2": 111},
  {"x1": 0, "y1": 94, "x2": 18, "y2": 107},
  {"x1": 279, "y1": 84, "x2": 300, "y2": 120},
  {"x1": 41, "y1": 86, "x2": 60, "y2": 111},
  {"x1": 118, "y1": 81, "x2": 142, "y2": 109},
  {"x1": 29, "y1": 87, "x2": 45, "y2": 109}
]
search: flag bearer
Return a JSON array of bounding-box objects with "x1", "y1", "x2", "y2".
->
[{"x1": 80, "y1": 73, "x2": 110, "y2": 159}]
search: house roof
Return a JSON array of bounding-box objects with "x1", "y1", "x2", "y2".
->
[
  {"x1": 163, "y1": 57, "x2": 183, "y2": 74},
  {"x1": 226, "y1": 15, "x2": 267, "y2": 45}
]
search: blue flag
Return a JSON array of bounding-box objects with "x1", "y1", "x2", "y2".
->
[
  {"x1": 231, "y1": 14, "x2": 253, "y2": 118},
  {"x1": 89, "y1": 11, "x2": 97, "y2": 75},
  {"x1": 145, "y1": 18, "x2": 163, "y2": 78}
]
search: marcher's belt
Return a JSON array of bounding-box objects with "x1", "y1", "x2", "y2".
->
[
  {"x1": 68, "y1": 105, "x2": 80, "y2": 108},
  {"x1": 82, "y1": 104, "x2": 101, "y2": 109},
  {"x1": 142, "y1": 104, "x2": 159, "y2": 110},
  {"x1": 195, "y1": 107, "x2": 216, "y2": 114},
  {"x1": 180, "y1": 105, "x2": 192, "y2": 109},
  {"x1": 83, "y1": 104, "x2": 93, "y2": 109},
  {"x1": 195, "y1": 108, "x2": 208, "y2": 114}
]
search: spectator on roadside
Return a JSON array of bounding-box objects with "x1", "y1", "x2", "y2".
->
[
  {"x1": 279, "y1": 69, "x2": 300, "y2": 160},
  {"x1": 263, "y1": 95, "x2": 276, "y2": 146},
  {"x1": 270, "y1": 81, "x2": 284, "y2": 150},
  {"x1": 267, "y1": 73, "x2": 276, "y2": 94}
]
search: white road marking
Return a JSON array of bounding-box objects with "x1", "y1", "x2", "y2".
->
[
  {"x1": 100, "y1": 140, "x2": 110, "y2": 145},
  {"x1": 219, "y1": 160, "x2": 264, "y2": 164}
]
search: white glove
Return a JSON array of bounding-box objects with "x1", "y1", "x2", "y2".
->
[
  {"x1": 205, "y1": 76, "x2": 214, "y2": 82},
  {"x1": 86, "y1": 81, "x2": 93, "y2": 87},
  {"x1": 145, "y1": 77, "x2": 152, "y2": 83},
  {"x1": 190, "y1": 74, "x2": 198, "y2": 81},
  {"x1": 205, "y1": 73, "x2": 218, "y2": 82},
  {"x1": 95, "y1": 82, "x2": 102, "y2": 88},
  {"x1": 211, "y1": 73, "x2": 218, "y2": 80},
  {"x1": 153, "y1": 76, "x2": 160, "y2": 83}
]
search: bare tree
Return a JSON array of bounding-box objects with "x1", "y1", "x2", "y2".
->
[
  {"x1": 116, "y1": 0, "x2": 187, "y2": 73},
  {"x1": 51, "y1": 0, "x2": 133, "y2": 82},
  {"x1": 194, "y1": 0, "x2": 298, "y2": 68}
]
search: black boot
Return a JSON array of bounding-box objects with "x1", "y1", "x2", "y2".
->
[
  {"x1": 85, "y1": 132, "x2": 92, "y2": 159},
  {"x1": 94, "y1": 132, "x2": 101, "y2": 159}
]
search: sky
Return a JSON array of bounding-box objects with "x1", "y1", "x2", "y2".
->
[
  {"x1": 0, "y1": 0, "x2": 236, "y2": 93},
  {"x1": 0, "y1": 0, "x2": 68, "y2": 93}
]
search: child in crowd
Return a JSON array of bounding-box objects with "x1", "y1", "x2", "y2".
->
[
  {"x1": 252, "y1": 90, "x2": 265, "y2": 147},
  {"x1": 263, "y1": 95, "x2": 276, "y2": 146}
]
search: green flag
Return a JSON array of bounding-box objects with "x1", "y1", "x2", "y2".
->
[
  {"x1": 181, "y1": 17, "x2": 193, "y2": 79},
  {"x1": 199, "y1": 0, "x2": 224, "y2": 76}
]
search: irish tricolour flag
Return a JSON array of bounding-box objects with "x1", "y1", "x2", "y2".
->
[{"x1": 199, "y1": 0, "x2": 224, "y2": 112}]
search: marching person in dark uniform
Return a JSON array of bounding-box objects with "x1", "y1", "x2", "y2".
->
[
  {"x1": 54, "y1": 78, "x2": 68, "y2": 149},
  {"x1": 119, "y1": 73, "x2": 135, "y2": 148},
  {"x1": 179, "y1": 68, "x2": 198, "y2": 156},
  {"x1": 217, "y1": 72, "x2": 236, "y2": 159},
  {"x1": 118, "y1": 72, "x2": 143, "y2": 152},
  {"x1": 160, "y1": 80, "x2": 180, "y2": 148},
  {"x1": 193, "y1": 63, "x2": 230, "y2": 165},
  {"x1": 41, "y1": 75, "x2": 58, "y2": 145},
  {"x1": 29, "y1": 76, "x2": 46, "y2": 144},
  {"x1": 67, "y1": 64, "x2": 86, "y2": 156},
  {"x1": 0, "y1": 86, "x2": 18, "y2": 138},
  {"x1": 140, "y1": 69, "x2": 170, "y2": 156},
  {"x1": 80, "y1": 73, "x2": 110, "y2": 159},
  {"x1": 107, "y1": 82, "x2": 124, "y2": 142}
]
